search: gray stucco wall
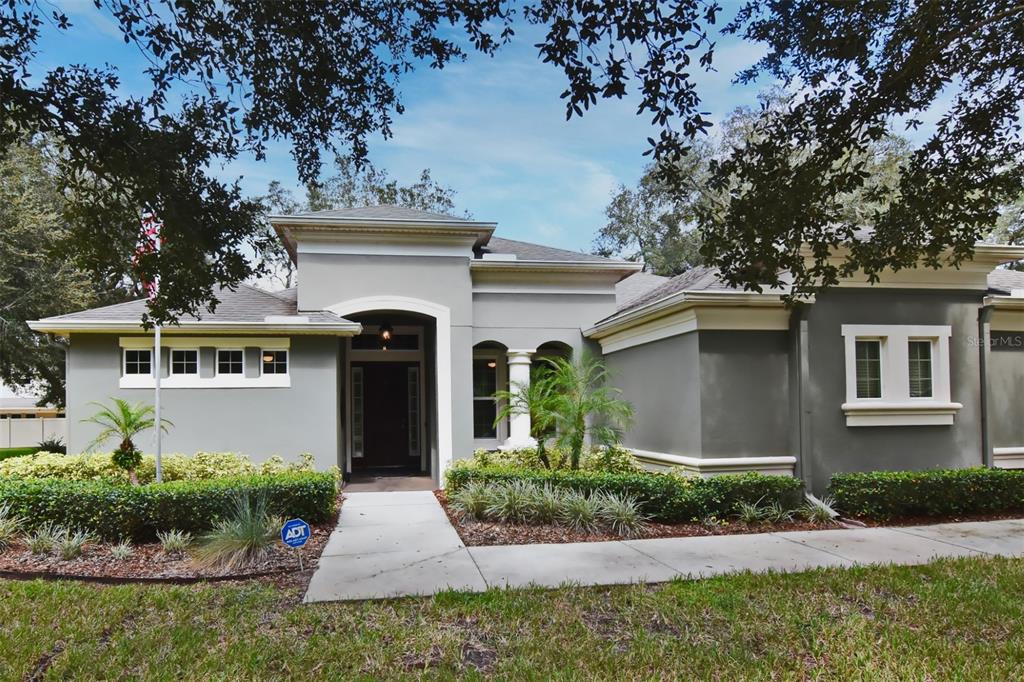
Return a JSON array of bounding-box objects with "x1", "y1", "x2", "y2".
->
[
  {"x1": 66, "y1": 334, "x2": 341, "y2": 469},
  {"x1": 988, "y1": 331, "x2": 1024, "y2": 450},
  {"x1": 801, "y1": 289, "x2": 986, "y2": 493},
  {"x1": 471, "y1": 292, "x2": 616, "y2": 353},
  {"x1": 605, "y1": 334, "x2": 702, "y2": 456},
  {"x1": 697, "y1": 331, "x2": 791, "y2": 458}
]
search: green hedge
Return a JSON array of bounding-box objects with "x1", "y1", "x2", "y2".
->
[
  {"x1": 446, "y1": 465, "x2": 804, "y2": 523},
  {"x1": 829, "y1": 468, "x2": 1024, "y2": 520},
  {"x1": 0, "y1": 472, "x2": 338, "y2": 541}
]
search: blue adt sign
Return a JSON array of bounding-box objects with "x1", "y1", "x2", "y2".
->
[{"x1": 281, "y1": 518, "x2": 311, "y2": 548}]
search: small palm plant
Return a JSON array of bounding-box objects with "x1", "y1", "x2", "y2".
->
[
  {"x1": 82, "y1": 398, "x2": 172, "y2": 484},
  {"x1": 544, "y1": 353, "x2": 634, "y2": 470},
  {"x1": 493, "y1": 365, "x2": 560, "y2": 468}
]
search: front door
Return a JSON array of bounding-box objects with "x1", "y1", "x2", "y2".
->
[{"x1": 352, "y1": 361, "x2": 420, "y2": 469}]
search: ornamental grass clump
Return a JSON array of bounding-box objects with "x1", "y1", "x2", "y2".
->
[
  {"x1": 193, "y1": 493, "x2": 280, "y2": 571},
  {"x1": 532, "y1": 484, "x2": 563, "y2": 524},
  {"x1": 55, "y1": 529, "x2": 92, "y2": 560},
  {"x1": 557, "y1": 490, "x2": 602, "y2": 533},
  {"x1": 595, "y1": 492, "x2": 648, "y2": 538},
  {"x1": 110, "y1": 540, "x2": 134, "y2": 560},
  {"x1": 485, "y1": 480, "x2": 540, "y2": 524},
  {"x1": 157, "y1": 529, "x2": 193, "y2": 555},
  {"x1": 800, "y1": 495, "x2": 839, "y2": 524},
  {"x1": 26, "y1": 523, "x2": 58, "y2": 555},
  {"x1": 448, "y1": 481, "x2": 494, "y2": 521},
  {"x1": 735, "y1": 499, "x2": 766, "y2": 525},
  {"x1": 0, "y1": 503, "x2": 24, "y2": 551}
]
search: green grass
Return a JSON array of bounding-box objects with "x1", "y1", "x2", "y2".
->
[
  {"x1": 2, "y1": 557, "x2": 1024, "y2": 679},
  {"x1": 0, "y1": 447, "x2": 37, "y2": 461}
]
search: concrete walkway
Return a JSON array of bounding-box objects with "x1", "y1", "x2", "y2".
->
[{"x1": 304, "y1": 491, "x2": 1024, "y2": 602}]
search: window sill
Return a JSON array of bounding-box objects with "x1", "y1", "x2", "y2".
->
[
  {"x1": 841, "y1": 401, "x2": 962, "y2": 426},
  {"x1": 119, "y1": 375, "x2": 290, "y2": 389}
]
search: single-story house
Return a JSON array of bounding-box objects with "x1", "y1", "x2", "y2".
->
[{"x1": 29, "y1": 206, "x2": 1024, "y2": 492}]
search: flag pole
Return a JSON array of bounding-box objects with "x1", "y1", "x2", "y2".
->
[
  {"x1": 154, "y1": 321, "x2": 162, "y2": 483},
  {"x1": 148, "y1": 213, "x2": 163, "y2": 484}
]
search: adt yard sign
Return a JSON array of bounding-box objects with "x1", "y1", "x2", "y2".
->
[{"x1": 281, "y1": 518, "x2": 311, "y2": 548}]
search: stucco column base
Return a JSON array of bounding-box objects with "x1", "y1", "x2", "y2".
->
[{"x1": 500, "y1": 436, "x2": 538, "y2": 451}]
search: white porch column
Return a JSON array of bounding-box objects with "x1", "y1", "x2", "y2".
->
[{"x1": 503, "y1": 349, "x2": 537, "y2": 449}]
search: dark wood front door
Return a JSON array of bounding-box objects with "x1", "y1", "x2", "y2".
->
[{"x1": 353, "y1": 362, "x2": 419, "y2": 469}]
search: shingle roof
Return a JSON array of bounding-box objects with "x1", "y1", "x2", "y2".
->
[
  {"x1": 285, "y1": 205, "x2": 473, "y2": 222},
  {"x1": 479, "y1": 237, "x2": 619, "y2": 263},
  {"x1": 42, "y1": 283, "x2": 347, "y2": 325},
  {"x1": 987, "y1": 268, "x2": 1024, "y2": 295},
  {"x1": 615, "y1": 272, "x2": 668, "y2": 308}
]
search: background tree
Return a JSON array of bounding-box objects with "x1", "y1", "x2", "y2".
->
[
  {"x1": 598, "y1": 91, "x2": 916, "y2": 278},
  {"x1": 3, "y1": 0, "x2": 1022, "y2": 318},
  {"x1": 0, "y1": 138, "x2": 132, "y2": 406}
]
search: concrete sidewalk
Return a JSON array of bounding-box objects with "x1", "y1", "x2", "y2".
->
[{"x1": 304, "y1": 491, "x2": 1024, "y2": 602}]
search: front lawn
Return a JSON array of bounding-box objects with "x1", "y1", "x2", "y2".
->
[
  {"x1": 3, "y1": 556, "x2": 1024, "y2": 678},
  {"x1": 0, "y1": 447, "x2": 37, "y2": 461}
]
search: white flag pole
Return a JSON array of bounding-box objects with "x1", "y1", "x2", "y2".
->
[
  {"x1": 147, "y1": 213, "x2": 163, "y2": 484},
  {"x1": 154, "y1": 321, "x2": 162, "y2": 483}
]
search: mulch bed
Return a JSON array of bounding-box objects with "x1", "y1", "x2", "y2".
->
[
  {"x1": 435, "y1": 491, "x2": 836, "y2": 546},
  {"x1": 0, "y1": 493, "x2": 342, "y2": 588}
]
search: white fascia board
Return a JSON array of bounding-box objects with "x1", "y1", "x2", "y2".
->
[
  {"x1": 469, "y1": 260, "x2": 642, "y2": 276},
  {"x1": 269, "y1": 214, "x2": 497, "y2": 229},
  {"x1": 28, "y1": 319, "x2": 362, "y2": 336}
]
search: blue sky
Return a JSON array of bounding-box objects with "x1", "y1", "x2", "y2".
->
[{"x1": 38, "y1": 2, "x2": 770, "y2": 255}]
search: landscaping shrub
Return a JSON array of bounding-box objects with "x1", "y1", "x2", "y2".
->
[
  {"x1": 829, "y1": 468, "x2": 1024, "y2": 520},
  {"x1": 468, "y1": 446, "x2": 640, "y2": 474},
  {"x1": 446, "y1": 464, "x2": 804, "y2": 523},
  {"x1": 36, "y1": 437, "x2": 66, "y2": 455},
  {"x1": 0, "y1": 451, "x2": 316, "y2": 484},
  {"x1": 0, "y1": 472, "x2": 337, "y2": 541}
]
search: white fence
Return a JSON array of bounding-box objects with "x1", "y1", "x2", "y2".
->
[{"x1": 0, "y1": 418, "x2": 68, "y2": 449}]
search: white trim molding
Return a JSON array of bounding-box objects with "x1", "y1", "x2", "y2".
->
[
  {"x1": 840, "y1": 324, "x2": 960, "y2": 426},
  {"x1": 119, "y1": 337, "x2": 290, "y2": 350},
  {"x1": 628, "y1": 448, "x2": 796, "y2": 477},
  {"x1": 588, "y1": 291, "x2": 792, "y2": 354},
  {"x1": 993, "y1": 447, "x2": 1024, "y2": 469},
  {"x1": 327, "y1": 295, "x2": 454, "y2": 485},
  {"x1": 30, "y1": 319, "x2": 359, "y2": 336}
]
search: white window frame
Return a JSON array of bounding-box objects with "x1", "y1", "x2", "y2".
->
[
  {"x1": 170, "y1": 348, "x2": 200, "y2": 376},
  {"x1": 841, "y1": 324, "x2": 961, "y2": 426},
  {"x1": 216, "y1": 348, "x2": 245, "y2": 376},
  {"x1": 122, "y1": 348, "x2": 153, "y2": 377},
  {"x1": 472, "y1": 350, "x2": 507, "y2": 447},
  {"x1": 118, "y1": 337, "x2": 290, "y2": 389},
  {"x1": 261, "y1": 348, "x2": 289, "y2": 376}
]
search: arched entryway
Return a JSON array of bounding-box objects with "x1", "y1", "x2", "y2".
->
[{"x1": 327, "y1": 296, "x2": 452, "y2": 486}]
